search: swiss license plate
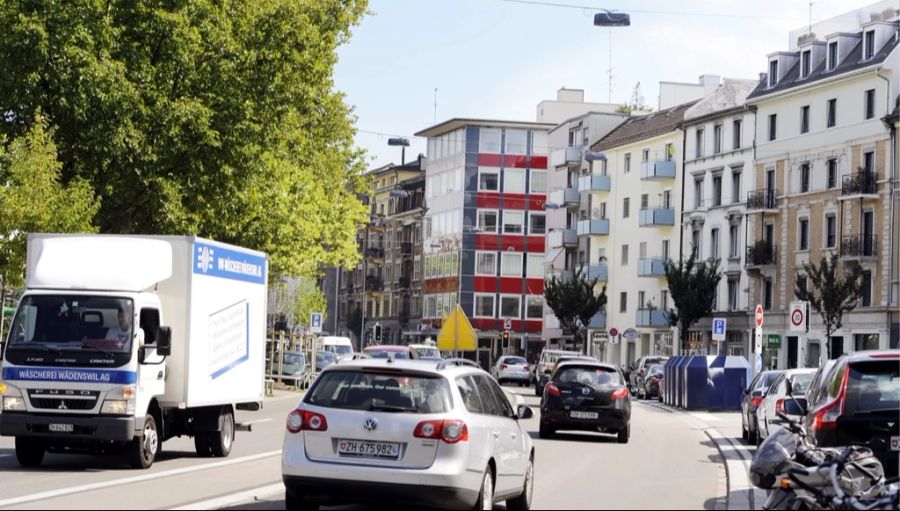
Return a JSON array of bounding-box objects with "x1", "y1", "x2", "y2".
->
[
  {"x1": 570, "y1": 411, "x2": 599, "y2": 420},
  {"x1": 338, "y1": 439, "x2": 401, "y2": 459},
  {"x1": 891, "y1": 436, "x2": 899, "y2": 452},
  {"x1": 49, "y1": 424, "x2": 74, "y2": 433}
]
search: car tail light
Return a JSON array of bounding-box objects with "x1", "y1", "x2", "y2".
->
[
  {"x1": 524, "y1": 365, "x2": 531, "y2": 371},
  {"x1": 546, "y1": 383, "x2": 561, "y2": 397},
  {"x1": 775, "y1": 398, "x2": 786, "y2": 416},
  {"x1": 812, "y1": 368, "x2": 849, "y2": 432},
  {"x1": 751, "y1": 396, "x2": 764, "y2": 409},
  {"x1": 650, "y1": 376, "x2": 659, "y2": 384},
  {"x1": 286, "y1": 409, "x2": 328, "y2": 434},
  {"x1": 611, "y1": 387, "x2": 629, "y2": 400},
  {"x1": 414, "y1": 419, "x2": 468, "y2": 444},
  {"x1": 500, "y1": 364, "x2": 508, "y2": 370}
]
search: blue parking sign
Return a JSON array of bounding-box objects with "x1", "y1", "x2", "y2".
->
[
  {"x1": 712, "y1": 318, "x2": 726, "y2": 342},
  {"x1": 310, "y1": 312, "x2": 323, "y2": 333}
]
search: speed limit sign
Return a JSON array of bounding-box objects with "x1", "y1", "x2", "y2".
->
[{"x1": 790, "y1": 302, "x2": 808, "y2": 332}]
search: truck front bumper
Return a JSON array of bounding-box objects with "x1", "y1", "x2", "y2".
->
[{"x1": 0, "y1": 413, "x2": 135, "y2": 442}]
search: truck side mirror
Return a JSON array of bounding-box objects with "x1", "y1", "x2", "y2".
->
[{"x1": 156, "y1": 326, "x2": 172, "y2": 357}]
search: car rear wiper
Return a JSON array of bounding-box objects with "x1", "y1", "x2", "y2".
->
[{"x1": 367, "y1": 402, "x2": 417, "y2": 413}]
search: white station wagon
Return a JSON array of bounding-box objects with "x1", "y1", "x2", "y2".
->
[{"x1": 282, "y1": 359, "x2": 536, "y2": 510}]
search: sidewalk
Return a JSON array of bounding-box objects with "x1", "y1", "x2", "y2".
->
[{"x1": 642, "y1": 401, "x2": 768, "y2": 510}]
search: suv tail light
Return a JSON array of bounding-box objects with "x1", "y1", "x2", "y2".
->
[
  {"x1": 812, "y1": 368, "x2": 850, "y2": 432},
  {"x1": 286, "y1": 410, "x2": 329, "y2": 434},
  {"x1": 751, "y1": 396, "x2": 764, "y2": 409},
  {"x1": 500, "y1": 364, "x2": 508, "y2": 370},
  {"x1": 546, "y1": 383, "x2": 561, "y2": 397},
  {"x1": 414, "y1": 419, "x2": 469, "y2": 444},
  {"x1": 775, "y1": 398, "x2": 786, "y2": 416},
  {"x1": 611, "y1": 387, "x2": 629, "y2": 400}
]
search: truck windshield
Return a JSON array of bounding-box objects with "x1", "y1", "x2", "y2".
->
[
  {"x1": 7, "y1": 295, "x2": 135, "y2": 355},
  {"x1": 325, "y1": 345, "x2": 353, "y2": 356}
]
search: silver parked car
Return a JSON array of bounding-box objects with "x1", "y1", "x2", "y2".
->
[
  {"x1": 755, "y1": 368, "x2": 817, "y2": 443},
  {"x1": 491, "y1": 356, "x2": 532, "y2": 387},
  {"x1": 282, "y1": 359, "x2": 536, "y2": 510}
]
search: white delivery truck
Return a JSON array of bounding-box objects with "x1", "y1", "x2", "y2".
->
[{"x1": 0, "y1": 234, "x2": 268, "y2": 469}]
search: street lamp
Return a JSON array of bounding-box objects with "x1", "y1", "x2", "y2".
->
[
  {"x1": 593, "y1": 10, "x2": 631, "y2": 27},
  {"x1": 388, "y1": 137, "x2": 411, "y2": 165}
]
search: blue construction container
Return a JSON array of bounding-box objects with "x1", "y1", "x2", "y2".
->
[
  {"x1": 674, "y1": 356, "x2": 689, "y2": 408},
  {"x1": 683, "y1": 356, "x2": 713, "y2": 411},
  {"x1": 707, "y1": 356, "x2": 728, "y2": 411},
  {"x1": 719, "y1": 356, "x2": 752, "y2": 411},
  {"x1": 663, "y1": 357, "x2": 679, "y2": 406}
]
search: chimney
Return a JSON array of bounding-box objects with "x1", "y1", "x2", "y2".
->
[{"x1": 700, "y1": 74, "x2": 721, "y2": 96}]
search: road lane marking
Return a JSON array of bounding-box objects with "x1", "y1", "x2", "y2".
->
[
  {"x1": 0, "y1": 450, "x2": 281, "y2": 508},
  {"x1": 173, "y1": 483, "x2": 284, "y2": 510}
]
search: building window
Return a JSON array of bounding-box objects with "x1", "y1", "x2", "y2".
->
[
  {"x1": 526, "y1": 296, "x2": 544, "y2": 320},
  {"x1": 621, "y1": 245, "x2": 629, "y2": 266},
  {"x1": 768, "y1": 114, "x2": 777, "y2": 141},
  {"x1": 713, "y1": 124, "x2": 723, "y2": 154},
  {"x1": 695, "y1": 129, "x2": 704, "y2": 158},
  {"x1": 764, "y1": 280, "x2": 773, "y2": 311},
  {"x1": 732, "y1": 170, "x2": 742, "y2": 204},
  {"x1": 500, "y1": 295, "x2": 521, "y2": 319},
  {"x1": 505, "y1": 129, "x2": 527, "y2": 154},
  {"x1": 665, "y1": 143, "x2": 675, "y2": 162},
  {"x1": 526, "y1": 254, "x2": 543, "y2": 278},
  {"x1": 532, "y1": 131, "x2": 548, "y2": 155},
  {"x1": 768, "y1": 60, "x2": 778, "y2": 87},
  {"x1": 728, "y1": 280, "x2": 738, "y2": 311},
  {"x1": 730, "y1": 224, "x2": 740, "y2": 259},
  {"x1": 827, "y1": 99, "x2": 837, "y2": 128},
  {"x1": 861, "y1": 271, "x2": 872, "y2": 307},
  {"x1": 638, "y1": 291, "x2": 646, "y2": 311},
  {"x1": 827, "y1": 41, "x2": 838, "y2": 70},
  {"x1": 710, "y1": 228, "x2": 720, "y2": 259},
  {"x1": 477, "y1": 210, "x2": 498, "y2": 234},
  {"x1": 800, "y1": 105, "x2": 810, "y2": 134},
  {"x1": 800, "y1": 163, "x2": 810, "y2": 193},
  {"x1": 864, "y1": 151, "x2": 874, "y2": 173},
  {"x1": 825, "y1": 215, "x2": 836, "y2": 248},
  {"x1": 476, "y1": 252, "x2": 497, "y2": 276},
  {"x1": 827, "y1": 159, "x2": 838, "y2": 189},
  {"x1": 475, "y1": 294, "x2": 495, "y2": 318},
  {"x1": 624, "y1": 153, "x2": 631, "y2": 173},
  {"x1": 479, "y1": 128, "x2": 502, "y2": 153},
  {"x1": 620, "y1": 292, "x2": 628, "y2": 313},
  {"x1": 528, "y1": 212, "x2": 546, "y2": 236},
  {"x1": 713, "y1": 175, "x2": 723, "y2": 206},
  {"x1": 504, "y1": 168, "x2": 526, "y2": 194},
  {"x1": 530, "y1": 170, "x2": 547, "y2": 194},
  {"x1": 732, "y1": 119, "x2": 742, "y2": 149},
  {"x1": 478, "y1": 168, "x2": 499, "y2": 191},
  {"x1": 799, "y1": 218, "x2": 809, "y2": 251},
  {"x1": 864, "y1": 30, "x2": 875, "y2": 60},
  {"x1": 642, "y1": 148, "x2": 650, "y2": 163},
  {"x1": 662, "y1": 239, "x2": 670, "y2": 260},
  {"x1": 692, "y1": 230, "x2": 701, "y2": 258},
  {"x1": 623, "y1": 197, "x2": 630, "y2": 218},
  {"x1": 501, "y1": 253, "x2": 524, "y2": 277},
  {"x1": 694, "y1": 178, "x2": 703, "y2": 209},
  {"x1": 503, "y1": 210, "x2": 524, "y2": 234},
  {"x1": 797, "y1": 276, "x2": 808, "y2": 300},
  {"x1": 801, "y1": 50, "x2": 811, "y2": 78},
  {"x1": 640, "y1": 194, "x2": 649, "y2": 210},
  {"x1": 865, "y1": 89, "x2": 876, "y2": 120}
]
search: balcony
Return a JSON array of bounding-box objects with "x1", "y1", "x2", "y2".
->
[
  {"x1": 747, "y1": 190, "x2": 779, "y2": 213},
  {"x1": 636, "y1": 309, "x2": 669, "y2": 328},
  {"x1": 548, "y1": 187, "x2": 581, "y2": 209},
  {"x1": 577, "y1": 219, "x2": 610, "y2": 236},
  {"x1": 578, "y1": 175, "x2": 612, "y2": 193},
  {"x1": 579, "y1": 264, "x2": 608, "y2": 282},
  {"x1": 745, "y1": 242, "x2": 777, "y2": 271},
  {"x1": 640, "y1": 160, "x2": 676, "y2": 180},
  {"x1": 639, "y1": 208, "x2": 676, "y2": 227},
  {"x1": 366, "y1": 247, "x2": 385, "y2": 261},
  {"x1": 398, "y1": 276, "x2": 412, "y2": 289},
  {"x1": 366, "y1": 276, "x2": 384, "y2": 293},
  {"x1": 588, "y1": 312, "x2": 607, "y2": 329},
  {"x1": 841, "y1": 172, "x2": 879, "y2": 200},
  {"x1": 547, "y1": 270, "x2": 574, "y2": 283},
  {"x1": 549, "y1": 228, "x2": 578, "y2": 248},
  {"x1": 551, "y1": 146, "x2": 583, "y2": 168},
  {"x1": 840, "y1": 235, "x2": 878, "y2": 262},
  {"x1": 638, "y1": 258, "x2": 668, "y2": 278},
  {"x1": 400, "y1": 242, "x2": 414, "y2": 257}
]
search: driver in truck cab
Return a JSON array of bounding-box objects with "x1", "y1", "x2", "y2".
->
[{"x1": 105, "y1": 307, "x2": 132, "y2": 343}]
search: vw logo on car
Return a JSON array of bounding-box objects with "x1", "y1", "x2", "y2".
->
[{"x1": 364, "y1": 418, "x2": 378, "y2": 432}]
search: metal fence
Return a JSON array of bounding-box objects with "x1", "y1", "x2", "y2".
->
[{"x1": 265, "y1": 331, "x2": 319, "y2": 395}]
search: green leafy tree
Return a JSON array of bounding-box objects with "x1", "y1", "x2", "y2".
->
[
  {"x1": 285, "y1": 278, "x2": 326, "y2": 330},
  {"x1": 615, "y1": 82, "x2": 654, "y2": 114},
  {"x1": 544, "y1": 269, "x2": 607, "y2": 355},
  {"x1": 795, "y1": 254, "x2": 864, "y2": 360},
  {"x1": 0, "y1": 113, "x2": 100, "y2": 340},
  {"x1": 0, "y1": 0, "x2": 370, "y2": 278},
  {"x1": 666, "y1": 251, "x2": 723, "y2": 353}
]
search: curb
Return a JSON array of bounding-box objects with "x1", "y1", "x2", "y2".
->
[{"x1": 641, "y1": 401, "x2": 767, "y2": 510}]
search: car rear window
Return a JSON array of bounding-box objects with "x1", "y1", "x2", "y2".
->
[
  {"x1": 367, "y1": 350, "x2": 410, "y2": 360},
  {"x1": 306, "y1": 370, "x2": 451, "y2": 413},
  {"x1": 789, "y1": 373, "x2": 814, "y2": 395},
  {"x1": 555, "y1": 366, "x2": 622, "y2": 386},
  {"x1": 844, "y1": 361, "x2": 900, "y2": 414},
  {"x1": 503, "y1": 357, "x2": 527, "y2": 365},
  {"x1": 756, "y1": 372, "x2": 779, "y2": 390},
  {"x1": 647, "y1": 365, "x2": 664, "y2": 376}
]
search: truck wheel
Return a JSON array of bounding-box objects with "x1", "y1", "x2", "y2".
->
[
  {"x1": 15, "y1": 437, "x2": 45, "y2": 468},
  {"x1": 127, "y1": 416, "x2": 159, "y2": 469},
  {"x1": 194, "y1": 433, "x2": 213, "y2": 458},
  {"x1": 209, "y1": 410, "x2": 235, "y2": 458}
]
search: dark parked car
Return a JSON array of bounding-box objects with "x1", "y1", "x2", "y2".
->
[
  {"x1": 539, "y1": 361, "x2": 632, "y2": 443},
  {"x1": 627, "y1": 356, "x2": 669, "y2": 394},
  {"x1": 803, "y1": 350, "x2": 899, "y2": 478},
  {"x1": 741, "y1": 370, "x2": 783, "y2": 444},
  {"x1": 315, "y1": 351, "x2": 337, "y2": 372},
  {"x1": 638, "y1": 364, "x2": 665, "y2": 400}
]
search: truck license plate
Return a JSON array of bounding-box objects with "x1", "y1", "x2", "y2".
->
[
  {"x1": 338, "y1": 439, "x2": 400, "y2": 459},
  {"x1": 49, "y1": 424, "x2": 74, "y2": 433}
]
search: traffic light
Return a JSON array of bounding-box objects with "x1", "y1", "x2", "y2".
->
[
  {"x1": 373, "y1": 323, "x2": 383, "y2": 344},
  {"x1": 502, "y1": 330, "x2": 510, "y2": 350}
]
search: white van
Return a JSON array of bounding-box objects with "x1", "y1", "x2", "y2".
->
[{"x1": 317, "y1": 336, "x2": 354, "y2": 359}]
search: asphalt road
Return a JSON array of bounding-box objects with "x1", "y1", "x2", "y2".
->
[{"x1": 0, "y1": 387, "x2": 726, "y2": 510}]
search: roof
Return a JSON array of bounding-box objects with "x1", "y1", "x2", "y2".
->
[
  {"x1": 556, "y1": 360, "x2": 618, "y2": 371},
  {"x1": 324, "y1": 358, "x2": 482, "y2": 377},
  {"x1": 415, "y1": 118, "x2": 555, "y2": 138},
  {"x1": 747, "y1": 30, "x2": 899, "y2": 101},
  {"x1": 547, "y1": 111, "x2": 630, "y2": 134},
  {"x1": 367, "y1": 157, "x2": 425, "y2": 176},
  {"x1": 590, "y1": 101, "x2": 699, "y2": 152}
]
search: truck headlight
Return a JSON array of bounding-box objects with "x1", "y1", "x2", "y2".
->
[
  {"x1": 2, "y1": 397, "x2": 26, "y2": 412},
  {"x1": 101, "y1": 385, "x2": 136, "y2": 415}
]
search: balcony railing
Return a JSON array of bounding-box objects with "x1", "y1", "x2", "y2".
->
[
  {"x1": 746, "y1": 242, "x2": 777, "y2": 267},
  {"x1": 578, "y1": 175, "x2": 612, "y2": 193},
  {"x1": 366, "y1": 247, "x2": 385, "y2": 259},
  {"x1": 366, "y1": 276, "x2": 384, "y2": 292},
  {"x1": 577, "y1": 219, "x2": 611, "y2": 236},
  {"x1": 638, "y1": 208, "x2": 676, "y2": 227},
  {"x1": 579, "y1": 264, "x2": 608, "y2": 282},
  {"x1": 842, "y1": 172, "x2": 879, "y2": 197},
  {"x1": 640, "y1": 160, "x2": 677, "y2": 180},
  {"x1": 638, "y1": 258, "x2": 668, "y2": 277},
  {"x1": 551, "y1": 146, "x2": 584, "y2": 167},
  {"x1": 549, "y1": 187, "x2": 581, "y2": 209},
  {"x1": 747, "y1": 190, "x2": 779, "y2": 211},
  {"x1": 840, "y1": 235, "x2": 878, "y2": 259},
  {"x1": 549, "y1": 229, "x2": 578, "y2": 248},
  {"x1": 636, "y1": 309, "x2": 669, "y2": 328},
  {"x1": 589, "y1": 313, "x2": 607, "y2": 329}
]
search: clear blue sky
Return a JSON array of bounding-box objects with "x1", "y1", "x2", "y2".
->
[{"x1": 334, "y1": 0, "x2": 887, "y2": 169}]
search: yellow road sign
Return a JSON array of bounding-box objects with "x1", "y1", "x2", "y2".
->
[{"x1": 437, "y1": 305, "x2": 478, "y2": 352}]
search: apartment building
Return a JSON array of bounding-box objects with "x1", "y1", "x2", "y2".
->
[{"x1": 746, "y1": 15, "x2": 900, "y2": 369}]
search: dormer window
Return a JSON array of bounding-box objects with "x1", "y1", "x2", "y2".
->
[
  {"x1": 864, "y1": 30, "x2": 875, "y2": 60},
  {"x1": 801, "y1": 50, "x2": 811, "y2": 78},
  {"x1": 827, "y1": 41, "x2": 838, "y2": 70},
  {"x1": 769, "y1": 60, "x2": 779, "y2": 87}
]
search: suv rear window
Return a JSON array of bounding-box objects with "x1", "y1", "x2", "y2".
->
[
  {"x1": 503, "y1": 357, "x2": 527, "y2": 365},
  {"x1": 845, "y1": 361, "x2": 900, "y2": 414},
  {"x1": 306, "y1": 371, "x2": 451, "y2": 413},
  {"x1": 367, "y1": 349, "x2": 411, "y2": 359},
  {"x1": 555, "y1": 366, "x2": 622, "y2": 386}
]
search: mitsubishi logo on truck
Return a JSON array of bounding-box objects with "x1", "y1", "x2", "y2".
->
[{"x1": 58, "y1": 401, "x2": 68, "y2": 410}]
